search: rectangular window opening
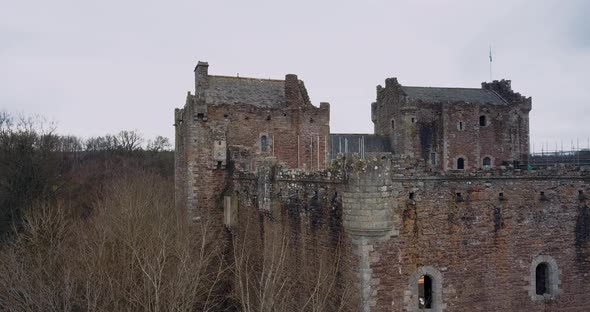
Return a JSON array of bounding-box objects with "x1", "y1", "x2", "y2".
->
[
  {"x1": 479, "y1": 115, "x2": 486, "y2": 127},
  {"x1": 409, "y1": 192, "x2": 415, "y2": 200}
]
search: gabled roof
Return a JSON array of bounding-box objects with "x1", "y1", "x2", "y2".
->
[
  {"x1": 401, "y1": 86, "x2": 507, "y2": 105},
  {"x1": 205, "y1": 75, "x2": 285, "y2": 107}
]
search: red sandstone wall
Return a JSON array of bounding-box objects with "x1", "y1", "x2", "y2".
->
[
  {"x1": 229, "y1": 168, "x2": 358, "y2": 310},
  {"x1": 206, "y1": 103, "x2": 330, "y2": 171},
  {"x1": 371, "y1": 79, "x2": 531, "y2": 171},
  {"x1": 175, "y1": 71, "x2": 330, "y2": 224},
  {"x1": 370, "y1": 175, "x2": 590, "y2": 311}
]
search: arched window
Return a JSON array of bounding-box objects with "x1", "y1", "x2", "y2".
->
[
  {"x1": 457, "y1": 158, "x2": 465, "y2": 170},
  {"x1": 479, "y1": 115, "x2": 487, "y2": 127},
  {"x1": 418, "y1": 275, "x2": 432, "y2": 309},
  {"x1": 406, "y1": 266, "x2": 443, "y2": 312},
  {"x1": 535, "y1": 263, "x2": 549, "y2": 295},
  {"x1": 528, "y1": 255, "x2": 560, "y2": 302},
  {"x1": 483, "y1": 157, "x2": 491, "y2": 167},
  {"x1": 260, "y1": 135, "x2": 268, "y2": 152}
]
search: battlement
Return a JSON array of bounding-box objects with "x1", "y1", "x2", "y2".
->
[
  {"x1": 481, "y1": 79, "x2": 531, "y2": 105},
  {"x1": 389, "y1": 153, "x2": 590, "y2": 179}
]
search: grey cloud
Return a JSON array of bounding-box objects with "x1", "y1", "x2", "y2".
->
[{"x1": 1, "y1": 0, "x2": 588, "y2": 151}]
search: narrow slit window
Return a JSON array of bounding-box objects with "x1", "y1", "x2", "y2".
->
[
  {"x1": 260, "y1": 135, "x2": 268, "y2": 152},
  {"x1": 418, "y1": 275, "x2": 432, "y2": 309},
  {"x1": 430, "y1": 153, "x2": 436, "y2": 165},
  {"x1": 391, "y1": 119, "x2": 395, "y2": 129},
  {"x1": 535, "y1": 263, "x2": 549, "y2": 295}
]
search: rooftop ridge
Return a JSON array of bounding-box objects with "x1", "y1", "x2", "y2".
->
[
  {"x1": 402, "y1": 85, "x2": 487, "y2": 90},
  {"x1": 210, "y1": 74, "x2": 285, "y2": 83},
  {"x1": 330, "y1": 133, "x2": 382, "y2": 136},
  {"x1": 400, "y1": 85, "x2": 508, "y2": 104}
]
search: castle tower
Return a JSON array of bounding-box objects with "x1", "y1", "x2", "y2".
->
[
  {"x1": 174, "y1": 62, "x2": 331, "y2": 221},
  {"x1": 342, "y1": 154, "x2": 398, "y2": 311},
  {"x1": 371, "y1": 78, "x2": 532, "y2": 171}
]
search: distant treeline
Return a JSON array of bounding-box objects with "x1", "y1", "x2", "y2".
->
[{"x1": 0, "y1": 112, "x2": 174, "y2": 236}]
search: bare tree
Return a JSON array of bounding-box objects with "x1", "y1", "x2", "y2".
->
[
  {"x1": 116, "y1": 130, "x2": 143, "y2": 151},
  {"x1": 0, "y1": 171, "x2": 228, "y2": 312},
  {"x1": 230, "y1": 207, "x2": 357, "y2": 312},
  {"x1": 57, "y1": 135, "x2": 84, "y2": 153},
  {"x1": 147, "y1": 136, "x2": 171, "y2": 152}
]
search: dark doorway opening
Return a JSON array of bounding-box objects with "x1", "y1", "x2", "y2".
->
[
  {"x1": 479, "y1": 115, "x2": 486, "y2": 126},
  {"x1": 457, "y1": 158, "x2": 465, "y2": 170},
  {"x1": 535, "y1": 263, "x2": 549, "y2": 295},
  {"x1": 418, "y1": 275, "x2": 432, "y2": 309}
]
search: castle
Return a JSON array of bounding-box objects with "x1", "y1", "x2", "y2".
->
[{"x1": 175, "y1": 62, "x2": 589, "y2": 311}]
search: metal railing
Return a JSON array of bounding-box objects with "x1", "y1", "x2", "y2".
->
[{"x1": 524, "y1": 149, "x2": 590, "y2": 169}]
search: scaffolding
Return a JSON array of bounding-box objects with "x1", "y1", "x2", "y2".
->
[{"x1": 524, "y1": 148, "x2": 590, "y2": 169}]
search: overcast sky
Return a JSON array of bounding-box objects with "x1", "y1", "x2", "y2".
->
[{"x1": 2, "y1": 0, "x2": 589, "y2": 152}]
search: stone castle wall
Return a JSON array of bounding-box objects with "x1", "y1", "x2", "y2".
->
[
  {"x1": 362, "y1": 156, "x2": 590, "y2": 311},
  {"x1": 227, "y1": 163, "x2": 359, "y2": 309},
  {"x1": 224, "y1": 155, "x2": 590, "y2": 311},
  {"x1": 174, "y1": 63, "x2": 588, "y2": 311}
]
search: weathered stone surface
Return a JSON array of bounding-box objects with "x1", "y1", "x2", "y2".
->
[
  {"x1": 371, "y1": 78, "x2": 531, "y2": 171},
  {"x1": 174, "y1": 62, "x2": 590, "y2": 311}
]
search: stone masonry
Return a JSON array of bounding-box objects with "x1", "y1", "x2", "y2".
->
[{"x1": 174, "y1": 62, "x2": 590, "y2": 311}]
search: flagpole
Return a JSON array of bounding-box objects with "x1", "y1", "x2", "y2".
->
[{"x1": 489, "y1": 45, "x2": 492, "y2": 82}]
